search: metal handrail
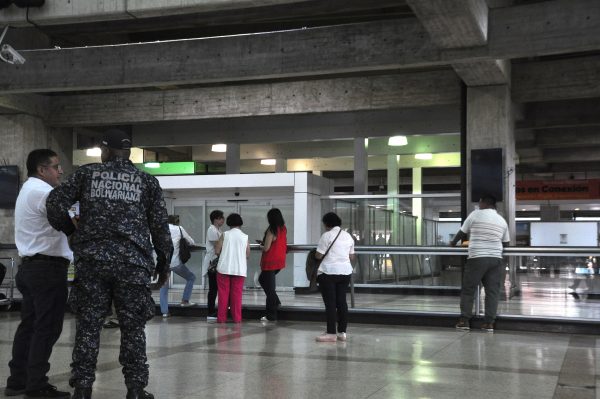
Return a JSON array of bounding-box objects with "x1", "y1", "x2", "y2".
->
[{"x1": 191, "y1": 244, "x2": 600, "y2": 257}]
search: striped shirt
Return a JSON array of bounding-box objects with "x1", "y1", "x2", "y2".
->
[{"x1": 460, "y1": 209, "x2": 509, "y2": 259}]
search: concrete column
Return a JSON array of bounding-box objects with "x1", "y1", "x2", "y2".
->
[
  {"x1": 412, "y1": 167, "x2": 423, "y2": 245},
  {"x1": 225, "y1": 143, "x2": 240, "y2": 174},
  {"x1": 275, "y1": 158, "x2": 287, "y2": 173},
  {"x1": 353, "y1": 138, "x2": 368, "y2": 195},
  {"x1": 0, "y1": 115, "x2": 73, "y2": 245},
  {"x1": 466, "y1": 85, "x2": 516, "y2": 243}
]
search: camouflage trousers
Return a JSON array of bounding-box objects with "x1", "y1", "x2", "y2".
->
[{"x1": 68, "y1": 262, "x2": 155, "y2": 389}]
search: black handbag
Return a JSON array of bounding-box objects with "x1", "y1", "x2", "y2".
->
[
  {"x1": 305, "y1": 229, "x2": 342, "y2": 291},
  {"x1": 208, "y1": 255, "x2": 219, "y2": 274},
  {"x1": 178, "y1": 227, "x2": 191, "y2": 263}
]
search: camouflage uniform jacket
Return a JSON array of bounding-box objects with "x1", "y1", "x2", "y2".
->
[{"x1": 46, "y1": 157, "x2": 173, "y2": 277}]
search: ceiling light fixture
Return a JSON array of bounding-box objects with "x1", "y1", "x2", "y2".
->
[
  {"x1": 260, "y1": 159, "x2": 276, "y2": 166},
  {"x1": 144, "y1": 162, "x2": 160, "y2": 168},
  {"x1": 415, "y1": 153, "x2": 432, "y2": 160},
  {"x1": 86, "y1": 147, "x2": 101, "y2": 157},
  {"x1": 211, "y1": 144, "x2": 227, "y2": 152},
  {"x1": 388, "y1": 136, "x2": 408, "y2": 146}
]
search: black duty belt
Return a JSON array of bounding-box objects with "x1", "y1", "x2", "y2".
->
[{"x1": 22, "y1": 254, "x2": 70, "y2": 266}]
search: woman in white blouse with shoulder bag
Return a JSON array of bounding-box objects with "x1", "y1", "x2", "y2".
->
[{"x1": 314, "y1": 212, "x2": 355, "y2": 342}]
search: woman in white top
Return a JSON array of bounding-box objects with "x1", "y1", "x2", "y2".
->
[
  {"x1": 214, "y1": 213, "x2": 250, "y2": 323},
  {"x1": 314, "y1": 212, "x2": 355, "y2": 342},
  {"x1": 159, "y1": 215, "x2": 196, "y2": 317}
]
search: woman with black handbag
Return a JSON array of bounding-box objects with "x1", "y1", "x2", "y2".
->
[
  {"x1": 314, "y1": 212, "x2": 355, "y2": 342},
  {"x1": 159, "y1": 215, "x2": 197, "y2": 317}
]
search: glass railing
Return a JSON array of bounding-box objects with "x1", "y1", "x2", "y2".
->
[{"x1": 4, "y1": 242, "x2": 600, "y2": 321}]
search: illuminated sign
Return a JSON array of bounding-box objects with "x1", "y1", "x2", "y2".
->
[{"x1": 516, "y1": 180, "x2": 600, "y2": 200}]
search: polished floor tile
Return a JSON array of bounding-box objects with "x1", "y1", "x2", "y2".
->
[{"x1": 0, "y1": 312, "x2": 598, "y2": 398}]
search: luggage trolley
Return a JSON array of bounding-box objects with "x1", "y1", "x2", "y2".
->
[{"x1": 0, "y1": 256, "x2": 15, "y2": 310}]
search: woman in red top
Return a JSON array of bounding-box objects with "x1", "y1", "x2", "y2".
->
[{"x1": 258, "y1": 208, "x2": 287, "y2": 321}]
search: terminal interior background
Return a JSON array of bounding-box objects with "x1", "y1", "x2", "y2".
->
[{"x1": 1, "y1": 0, "x2": 600, "y2": 326}]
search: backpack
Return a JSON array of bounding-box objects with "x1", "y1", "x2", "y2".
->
[{"x1": 178, "y1": 227, "x2": 191, "y2": 263}]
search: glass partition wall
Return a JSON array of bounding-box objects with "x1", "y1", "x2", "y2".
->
[
  {"x1": 170, "y1": 199, "x2": 295, "y2": 289},
  {"x1": 321, "y1": 194, "x2": 460, "y2": 287},
  {"x1": 163, "y1": 193, "x2": 600, "y2": 322}
]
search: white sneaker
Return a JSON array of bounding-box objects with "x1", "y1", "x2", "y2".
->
[
  {"x1": 337, "y1": 332, "x2": 347, "y2": 341},
  {"x1": 180, "y1": 302, "x2": 196, "y2": 307},
  {"x1": 206, "y1": 315, "x2": 217, "y2": 323},
  {"x1": 162, "y1": 313, "x2": 170, "y2": 318},
  {"x1": 315, "y1": 333, "x2": 337, "y2": 342}
]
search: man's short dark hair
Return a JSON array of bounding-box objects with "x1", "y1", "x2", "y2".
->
[
  {"x1": 479, "y1": 195, "x2": 497, "y2": 208},
  {"x1": 226, "y1": 213, "x2": 243, "y2": 227},
  {"x1": 26, "y1": 149, "x2": 57, "y2": 177},
  {"x1": 210, "y1": 210, "x2": 224, "y2": 223},
  {"x1": 322, "y1": 212, "x2": 342, "y2": 228}
]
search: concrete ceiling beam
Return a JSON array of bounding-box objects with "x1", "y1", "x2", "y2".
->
[
  {"x1": 512, "y1": 55, "x2": 600, "y2": 103},
  {"x1": 534, "y1": 127, "x2": 600, "y2": 148},
  {"x1": 452, "y1": 58, "x2": 510, "y2": 86},
  {"x1": 406, "y1": 0, "x2": 488, "y2": 48},
  {"x1": 47, "y1": 71, "x2": 461, "y2": 126},
  {"x1": 0, "y1": 0, "x2": 598, "y2": 93},
  {"x1": 516, "y1": 98, "x2": 600, "y2": 130},
  {"x1": 130, "y1": 106, "x2": 460, "y2": 147},
  {"x1": 543, "y1": 147, "x2": 600, "y2": 163},
  {"x1": 0, "y1": 0, "x2": 312, "y2": 27},
  {"x1": 406, "y1": 0, "x2": 510, "y2": 86},
  {"x1": 188, "y1": 134, "x2": 459, "y2": 161},
  {"x1": 0, "y1": 94, "x2": 49, "y2": 118}
]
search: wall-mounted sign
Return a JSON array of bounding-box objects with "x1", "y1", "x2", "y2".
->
[{"x1": 516, "y1": 180, "x2": 600, "y2": 200}]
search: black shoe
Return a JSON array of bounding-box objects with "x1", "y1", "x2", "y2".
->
[
  {"x1": 5, "y1": 385, "x2": 26, "y2": 396},
  {"x1": 126, "y1": 388, "x2": 154, "y2": 399},
  {"x1": 25, "y1": 384, "x2": 71, "y2": 398},
  {"x1": 72, "y1": 387, "x2": 92, "y2": 399}
]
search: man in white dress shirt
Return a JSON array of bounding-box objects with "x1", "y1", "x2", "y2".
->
[{"x1": 5, "y1": 149, "x2": 72, "y2": 398}]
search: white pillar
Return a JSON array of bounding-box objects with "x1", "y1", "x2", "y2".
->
[{"x1": 412, "y1": 167, "x2": 423, "y2": 245}]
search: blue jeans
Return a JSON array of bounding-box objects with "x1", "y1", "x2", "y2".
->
[{"x1": 159, "y1": 264, "x2": 196, "y2": 314}]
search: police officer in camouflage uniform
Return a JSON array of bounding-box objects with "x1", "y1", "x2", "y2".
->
[{"x1": 46, "y1": 129, "x2": 172, "y2": 399}]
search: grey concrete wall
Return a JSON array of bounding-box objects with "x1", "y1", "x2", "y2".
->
[{"x1": 0, "y1": 117, "x2": 73, "y2": 245}]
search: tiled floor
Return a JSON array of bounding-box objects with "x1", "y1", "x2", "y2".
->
[
  {"x1": 157, "y1": 283, "x2": 600, "y2": 320},
  {"x1": 0, "y1": 312, "x2": 596, "y2": 399}
]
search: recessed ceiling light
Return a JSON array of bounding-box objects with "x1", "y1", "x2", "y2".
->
[
  {"x1": 86, "y1": 147, "x2": 101, "y2": 157},
  {"x1": 211, "y1": 144, "x2": 227, "y2": 152},
  {"x1": 415, "y1": 153, "x2": 432, "y2": 160},
  {"x1": 448, "y1": 209, "x2": 453, "y2": 213},
  {"x1": 388, "y1": 136, "x2": 408, "y2": 146},
  {"x1": 575, "y1": 208, "x2": 580, "y2": 211},
  {"x1": 522, "y1": 208, "x2": 526, "y2": 211},
  {"x1": 260, "y1": 159, "x2": 276, "y2": 165}
]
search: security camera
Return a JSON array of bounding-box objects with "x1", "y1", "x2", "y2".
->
[
  {"x1": 234, "y1": 191, "x2": 240, "y2": 197},
  {"x1": 0, "y1": 44, "x2": 26, "y2": 65}
]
